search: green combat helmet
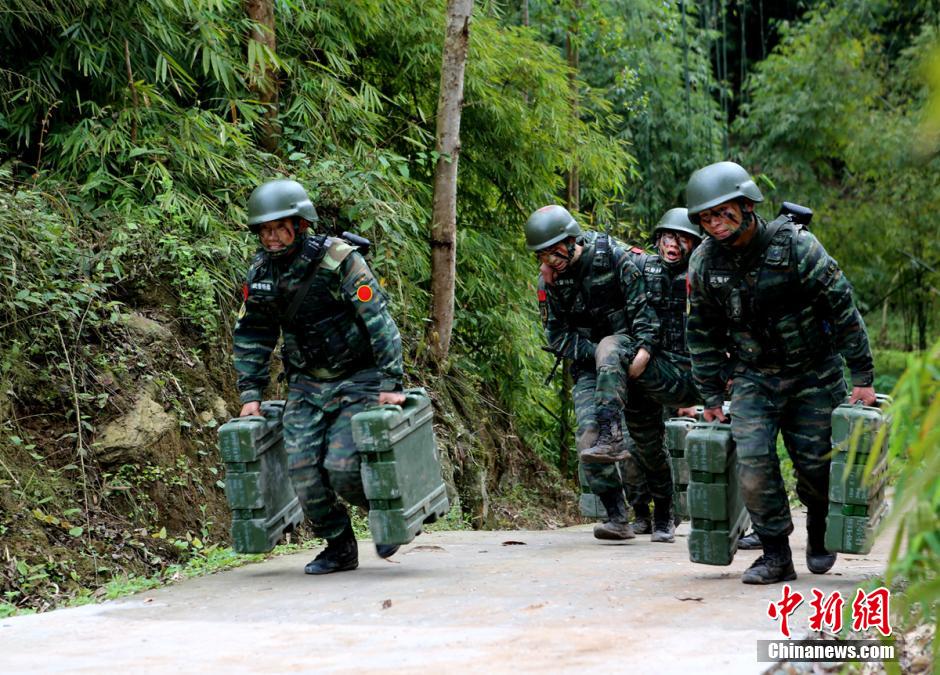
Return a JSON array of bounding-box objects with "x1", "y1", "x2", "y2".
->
[
  {"x1": 246, "y1": 179, "x2": 319, "y2": 233},
  {"x1": 653, "y1": 207, "x2": 702, "y2": 241},
  {"x1": 524, "y1": 205, "x2": 581, "y2": 251},
  {"x1": 685, "y1": 161, "x2": 763, "y2": 221}
]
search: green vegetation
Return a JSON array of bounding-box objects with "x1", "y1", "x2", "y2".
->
[
  {"x1": 868, "y1": 340, "x2": 940, "y2": 651},
  {"x1": 0, "y1": 0, "x2": 936, "y2": 631}
]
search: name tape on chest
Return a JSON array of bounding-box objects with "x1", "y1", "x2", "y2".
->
[{"x1": 708, "y1": 272, "x2": 732, "y2": 287}]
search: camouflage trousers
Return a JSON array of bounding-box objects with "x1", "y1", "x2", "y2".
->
[
  {"x1": 592, "y1": 336, "x2": 700, "y2": 502},
  {"x1": 282, "y1": 370, "x2": 382, "y2": 540},
  {"x1": 730, "y1": 355, "x2": 847, "y2": 538},
  {"x1": 573, "y1": 370, "x2": 639, "y2": 498}
]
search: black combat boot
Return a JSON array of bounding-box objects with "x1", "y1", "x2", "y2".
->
[
  {"x1": 651, "y1": 496, "x2": 676, "y2": 543},
  {"x1": 594, "y1": 490, "x2": 636, "y2": 541},
  {"x1": 580, "y1": 410, "x2": 629, "y2": 464},
  {"x1": 631, "y1": 501, "x2": 652, "y2": 535},
  {"x1": 375, "y1": 543, "x2": 400, "y2": 559},
  {"x1": 304, "y1": 524, "x2": 359, "y2": 575},
  {"x1": 741, "y1": 535, "x2": 797, "y2": 585},
  {"x1": 737, "y1": 530, "x2": 762, "y2": 550},
  {"x1": 806, "y1": 507, "x2": 837, "y2": 574}
]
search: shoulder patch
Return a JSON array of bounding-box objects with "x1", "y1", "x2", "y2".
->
[
  {"x1": 320, "y1": 238, "x2": 357, "y2": 271},
  {"x1": 631, "y1": 246, "x2": 645, "y2": 254}
]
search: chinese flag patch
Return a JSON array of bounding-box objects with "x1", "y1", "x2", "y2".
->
[
  {"x1": 537, "y1": 289, "x2": 547, "y2": 302},
  {"x1": 356, "y1": 285, "x2": 374, "y2": 302}
]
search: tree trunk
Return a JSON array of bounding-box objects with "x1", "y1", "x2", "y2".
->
[
  {"x1": 428, "y1": 0, "x2": 474, "y2": 365},
  {"x1": 558, "y1": 3, "x2": 581, "y2": 478},
  {"x1": 565, "y1": 11, "x2": 580, "y2": 212},
  {"x1": 521, "y1": 0, "x2": 529, "y2": 26},
  {"x1": 246, "y1": 0, "x2": 279, "y2": 153}
]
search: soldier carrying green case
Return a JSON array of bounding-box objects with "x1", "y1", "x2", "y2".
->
[{"x1": 232, "y1": 178, "x2": 408, "y2": 575}]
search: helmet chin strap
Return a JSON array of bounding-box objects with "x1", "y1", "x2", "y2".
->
[
  {"x1": 563, "y1": 238, "x2": 576, "y2": 261},
  {"x1": 263, "y1": 218, "x2": 308, "y2": 259},
  {"x1": 542, "y1": 238, "x2": 575, "y2": 263},
  {"x1": 716, "y1": 208, "x2": 754, "y2": 248}
]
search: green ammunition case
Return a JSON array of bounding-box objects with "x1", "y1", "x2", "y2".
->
[
  {"x1": 829, "y1": 458, "x2": 887, "y2": 506},
  {"x1": 665, "y1": 416, "x2": 697, "y2": 521},
  {"x1": 830, "y1": 394, "x2": 892, "y2": 457},
  {"x1": 825, "y1": 500, "x2": 887, "y2": 554},
  {"x1": 217, "y1": 401, "x2": 304, "y2": 554},
  {"x1": 686, "y1": 422, "x2": 750, "y2": 565},
  {"x1": 826, "y1": 394, "x2": 892, "y2": 554},
  {"x1": 353, "y1": 388, "x2": 450, "y2": 546}
]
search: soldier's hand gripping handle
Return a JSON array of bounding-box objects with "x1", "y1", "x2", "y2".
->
[
  {"x1": 702, "y1": 405, "x2": 728, "y2": 423},
  {"x1": 378, "y1": 391, "x2": 407, "y2": 405},
  {"x1": 240, "y1": 401, "x2": 262, "y2": 417},
  {"x1": 849, "y1": 386, "x2": 877, "y2": 406}
]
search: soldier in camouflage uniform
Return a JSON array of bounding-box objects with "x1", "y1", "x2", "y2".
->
[
  {"x1": 527, "y1": 205, "x2": 696, "y2": 542},
  {"x1": 620, "y1": 208, "x2": 703, "y2": 534},
  {"x1": 580, "y1": 216, "x2": 704, "y2": 542},
  {"x1": 684, "y1": 161, "x2": 876, "y2": 584},
  {"x1": 234, "y1": 179, "x2": 405, "y2": 575}
]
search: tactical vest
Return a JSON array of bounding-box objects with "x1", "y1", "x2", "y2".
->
[
  {"x1": 634, "y1": 253, "x2": 689, "y2": 356},
  {"x1": 555, "y1": 233, "x2": 630, "y2": 341},
  {"x1": 704, "y1": 216, "x2": 834, "y2": 369},
  {"x1": 246, "y1": 235, "x2": 373, "y2": 377}
]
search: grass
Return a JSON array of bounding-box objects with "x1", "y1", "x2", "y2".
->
[
  {"x1": 0, "y1": 504, "x2": 473, "y2": 620},
  {"x1": 0, "y1": 538, "x2": 318, "y2": 619}
]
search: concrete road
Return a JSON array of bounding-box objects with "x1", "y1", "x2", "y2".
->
[{"x1": 1, "y1": 515, "x2": 889, "y2": 674}]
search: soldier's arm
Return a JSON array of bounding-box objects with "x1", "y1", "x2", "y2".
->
[
  {"x1": 539, "y1": 276, "x2": 595, "y2": 363},
  {"x1": 340, "y1": 251, "x2": 404, "y2": 392},
  {"x1": 686, "y1": 251, "x2": 731, "y2": 408},
  {"x1": 613, "y1": 250, "x2": 659, "y2": 354},
  {"x1": 233, "y1": 271, "x2": 281, "y2": 405},
  {"x1": 796, "y1": 231, "x2": 874, "y2": 386}
]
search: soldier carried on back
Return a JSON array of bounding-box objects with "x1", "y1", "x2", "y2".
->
[
  {"x1": 526, "y1": 205, "x2": 699, "y2": 543},
  {"x1": 684, "y1": 161, "x2": 876, "y2": 584},
  {"x1": 619, "y1": 208, "x2": 704, "y2": 534},
  {"x1": 233, "y1": 179, "x2": 406, "y2": 575}
]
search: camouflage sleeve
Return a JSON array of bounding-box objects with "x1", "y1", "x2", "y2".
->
[
  {"x1": 687, "y1": 249, "x2": 732, "y2": 408},
  {"x1": 340, "y1": 251, "x2": 404, "y2": 391},
  {"x1": 232, "y1": 265, "x2": 280, "y2": 405},
  {"x1": 539, "y1": 275, "x2": 595, "y2": 363},
  {"x1": 796, "y1": 231, "x2": 874, "y2": 386},
  {"x1": 612, "y1": 248, "x2": 659, "y2": 354}
]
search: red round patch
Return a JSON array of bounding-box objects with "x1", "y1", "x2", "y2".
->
[{"x1": 356, "y1": 285, "x2": 373, "y2": 302}]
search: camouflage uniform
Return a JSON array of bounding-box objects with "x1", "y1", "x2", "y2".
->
[
  {"x1": 687, "y1": 215, "x2": 873, "y2": 539},
  {"x1": 537, "y1": 231, "x2": 659, "y2": 498},
  {"x1": 617, "y1": 248, "x2": 699, "y2": 517},
  {"x1": 591, "y1": 330, "x2": 699, "y2": 503},
  {"x1": 234, "y1": 235, "x2": 403, "y2": 540}
]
